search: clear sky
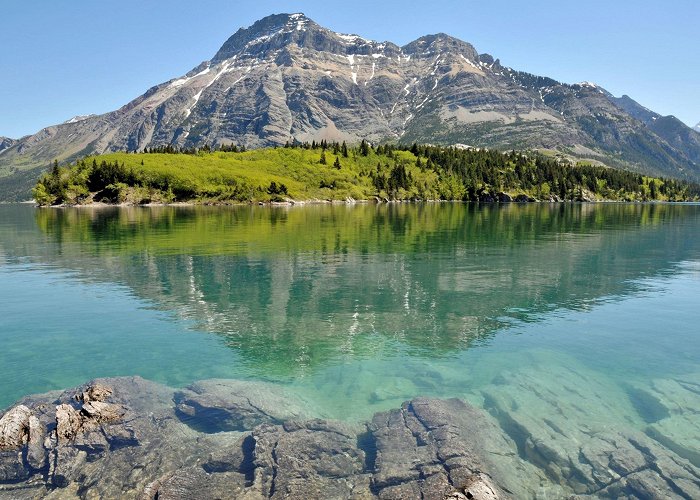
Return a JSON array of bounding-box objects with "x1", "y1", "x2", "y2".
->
[{"x1": 1, "y1": 0, "x2": 697, "y2": 138}]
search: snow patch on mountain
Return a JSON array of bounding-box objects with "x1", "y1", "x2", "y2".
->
[
  {"x1": 64, "y1": 114, "x2": 96, "y2": 124},
  {"x1": 338, "y1": 33, "x2": 371, "y2": 45}
]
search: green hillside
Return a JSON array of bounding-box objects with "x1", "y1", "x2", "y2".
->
[{"x1": 33, "y1": 142, "x2": 700, "y2": 205}]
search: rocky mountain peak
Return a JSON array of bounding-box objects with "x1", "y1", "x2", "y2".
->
[
  {"x1": 403, "y1": 33, "x2": 479, "y2": 62},
  {"x1": 212, "y1": 13, "x2": 318, "y2": 61},
  {"x1": 477, "y1": 53, "x2": 503, "y2": 71},
  {"x1": 211, "y1": 13, "x2": 400, "y2": 62}
]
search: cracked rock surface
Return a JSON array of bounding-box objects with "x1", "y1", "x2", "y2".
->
[
  {"x1": 479, "y1": 363, "x2": 700, "y2": 499},
  {"x1": 1, "y1": 371, "x2": 698, "y2": 499},
  {"x1": 0, "y1": 378, "x2": 512, "y2": 499}
]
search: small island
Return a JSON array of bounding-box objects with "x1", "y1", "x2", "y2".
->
[{"x1": 32, "y1": 142, "x2": 700, "y2": 206}]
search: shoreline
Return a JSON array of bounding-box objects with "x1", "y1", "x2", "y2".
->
[{"x1": 30, "y1": 197, "x2": 691, "y2": 209}]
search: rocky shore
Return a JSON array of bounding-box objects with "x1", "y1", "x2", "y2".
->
[{"x1": 1, "y1": 373, "x2": 699, "y2": 499}]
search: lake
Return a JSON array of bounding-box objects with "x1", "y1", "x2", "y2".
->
[{"x1": 1, "y1": 202, "x2": 699, "y2": 495}]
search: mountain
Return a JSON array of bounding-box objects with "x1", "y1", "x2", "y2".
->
[
  {"x1": 0, "y1": 137, "x2": 15, "y2": 154},
  {"x1": 694, "y1": 122, "x2": 700, "y2": 133},
  {"x1": 1, "y1": 13, "x2": 700, "y2": 200},
  {"x1": 63, "y1": 114, "x2": 97, "y2": 125},
  {"x1": 610, "y1": 96, "x2": 700, "y2": 166}
]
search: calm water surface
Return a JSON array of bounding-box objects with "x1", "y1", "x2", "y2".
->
[{"x1": 1, "y1": 202, "x2": 699, "y2": 427}]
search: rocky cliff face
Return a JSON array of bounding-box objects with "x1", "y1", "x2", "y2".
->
[
  {"x1": 1, "y1": 13, "x2": 699, "y2": 200},
  {"x1": 0, "y1": 137, "x2": 15, "y2": 155}
]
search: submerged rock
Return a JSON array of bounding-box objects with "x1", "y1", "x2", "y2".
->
[
  {"x1": 174, "y1": 379, "x2": 318, "y2": 432},
  {"x1": 369, "y1": 398, "x2": 509, "y2": 499},
  {"x1": 628, "y1": 373, "x2": 700, "y2": 470},
  {"x1": 0, "y1": 377, "x2": 517, "y2": 499},
  {"x1": 479, "y1": 361, "x2": 700, "y2": 499},
  {"x1": 2, "y1": 370, "x2": 698, "y2": 499}
]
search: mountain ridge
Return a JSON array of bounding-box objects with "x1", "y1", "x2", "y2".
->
[{"x1": 1, "y1": 12, "x2": 699, "y2": 200}]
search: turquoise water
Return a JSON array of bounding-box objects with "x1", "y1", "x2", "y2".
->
[{"x1": 1, "y1": 202, "x2": 699, "y2": 425}]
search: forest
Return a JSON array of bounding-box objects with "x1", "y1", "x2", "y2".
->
[{"x1": 33, "y1": 141, "x2": 700, "y2": 205}]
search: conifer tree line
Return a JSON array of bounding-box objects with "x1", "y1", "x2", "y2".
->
[{"x1": 33, "y1": 140, "x2": 700, "y2": 205}]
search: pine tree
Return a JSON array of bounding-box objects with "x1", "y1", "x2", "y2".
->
[
  {"x1": 320, "y1": 151, "x2": 327, "y2": 165},
  {"x1": 341, "y1": 141, "x2": 348, "y2": 158},
  {"x1": 359, "y1": 139, "x2": 370, "y2": 156},
  {"x1": 334, "y1": 157, "x2": 341, "y2": 169}
]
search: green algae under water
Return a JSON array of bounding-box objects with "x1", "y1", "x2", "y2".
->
[{"x1": 1, "y1": 203, "x2": 699, "y2": 491}]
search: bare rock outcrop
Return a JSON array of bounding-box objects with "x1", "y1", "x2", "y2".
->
[
  {"x1": 3, "y1": 370, "x2": 698, "y2": 499},
  {"x1": 0, "y1": 405, "x2": 34, "y2": 450},
  {"x1": 1, "y1": 377, "x2": 515, "y2": 499}
]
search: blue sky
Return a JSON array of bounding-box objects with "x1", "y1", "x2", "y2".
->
[{"x1": 1, "y1": 0, "x2": 697, "y2": 138}]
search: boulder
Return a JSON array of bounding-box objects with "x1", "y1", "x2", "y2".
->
[
  {"x1": 0, "y1": 405, "x2": 33, "y2": 450},
  {"x1": 496, "y1": 192, "x2": 512, "y2": 203},
  {"x1": 77, "y1": 383, "x2": 113, "y2": 403}
]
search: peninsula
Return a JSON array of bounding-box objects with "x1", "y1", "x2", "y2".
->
[{"x1": 33, "y1": 143, "x2": 700, "y2": 206}]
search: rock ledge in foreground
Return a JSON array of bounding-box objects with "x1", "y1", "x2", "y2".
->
[{"x1": 0, "y1": 377, "x2": 509, "y2": 499}]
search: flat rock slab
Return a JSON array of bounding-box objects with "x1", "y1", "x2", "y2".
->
[
  {"x1": 3, "y1": 370, "x2": 698, "y2": 499},
  {"x1": 0, "y1": 377, "x2": 514, "y2": 500},
  {"x1": 629, "y1": 373, "x2": 700, "y2": 469},
  {"x1": 479, "y1": 363, "x2": 700, "y2": 499},
  {"x1": 174, "y1": 379, "x2": 320, "y2": 433}
]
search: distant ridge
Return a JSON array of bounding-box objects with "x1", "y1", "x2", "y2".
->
[{"x1": 1, "y1": 12, "x2": 699, "y2": 200}]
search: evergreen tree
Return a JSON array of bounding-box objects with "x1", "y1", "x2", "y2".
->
[
  {"x1": 334, "y1": 157, "x2": 342, "y2": 169},
  {"x1": 359, "y1": 139, "x2": 370, "y2": 156}
]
